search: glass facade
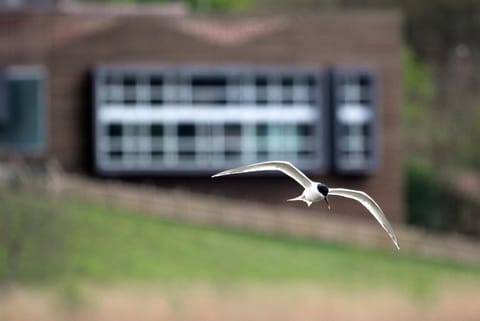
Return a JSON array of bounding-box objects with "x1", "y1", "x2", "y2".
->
[
  {"x1": 94, "y1": 66, "x2": 327, "y2": 173},
  {"x1": 332, "y1": 68, "x2": 377, "y2": 173},
  {"x1": 0, "y1": 66, "x2": 45, "y2": 152}
]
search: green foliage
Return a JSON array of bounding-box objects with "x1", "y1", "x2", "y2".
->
[
  {"x1": 403, "y1": 47, "x2": 480, "y2": 171},
  {"x1": 405, "y1": 160, "x2": 480, "y2": 235},
  {"x1": 402, "y1": 0, "x2": 480, "y2": 63},
  {"x1": 79, "y1": 0, "x2": 177, "y2": 3},
  {"x1": 403, "y1": 49, "x2": 434, "y2": 113},
  {"x1": 405, "y1": 160, "x2": 445, "y2": 228},
  {"x1": 449, "y1": 98, "x2": 480, "y2": 169},
  {"x1": 402, "y1": 48, "x2": 435, "y2": 161},
  {"x1": 186, "y1": 0, "x2": 252, "y2": 11}
]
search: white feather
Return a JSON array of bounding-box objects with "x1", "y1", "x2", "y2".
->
[
  {"x1": 212, "y1": 161, "x2": 400, "y2": 250},
  {"x1": 329, "y1": 188, "x2": 400, "y2": 250},
  {"x1": 212, "y1": 161, "x2": 313, "y2": 188}
]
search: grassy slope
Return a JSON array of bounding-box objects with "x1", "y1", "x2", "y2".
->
[{"x1": 62, "y1": 200, "x2": 480, "y2": 295}]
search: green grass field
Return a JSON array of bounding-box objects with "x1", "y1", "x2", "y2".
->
[{"x1": 1, "y1": 190, "x2": 480, "y2": 296}]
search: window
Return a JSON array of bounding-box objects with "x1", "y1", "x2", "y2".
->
[
  {"x1": 0, "y1": 72, "x2": 7, "y2": 125},
  {"x1": 331, "y1": 68, "x2": 378, "y2": 173},
  {"x1": 0, "y1": 66, "x2": 46, "y2": 153},
  {"x1": 94, "y1": 66, "x2": 327, "y2": 173}
]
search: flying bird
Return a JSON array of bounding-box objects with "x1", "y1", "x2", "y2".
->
[{"x1": 212, "y1": 161, "x2": 400, "y2": 250}]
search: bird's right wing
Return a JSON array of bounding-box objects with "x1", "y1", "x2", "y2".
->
[
  {"x1": 212, "y1": 161, "x2": 313, "y2": 188},
  {"x1": 329, "y1": 188, "x2": 400, "y2": 250}
]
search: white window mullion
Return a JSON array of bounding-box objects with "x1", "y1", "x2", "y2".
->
[
  {"x1": 99, "y1": 106, "x2": 316, "y2": 123},
  {"x1": 163, "y1": 74, "x2": 175, "y2": 104},
  {"x1": 241, "y1": 124, "x2": 256, "y2": 163},
  {"x1": 226, "y1": 74, "x2": 238, "y2": 104},
  {"x1": 164, "y1": 124, "x2": 178, "y2": 167},
  {"x1": 136, "y1": 75, "x2": 149, "y2": 104},
  {"x1": 267, "y1": 75, "x2": 282, "y2": 104},
  {"x1": 214, "y1": 124, "x2": 225, "y2": 166},
  {"x1": 293, "y1": 76, "x2": 308, "y2": 103}
]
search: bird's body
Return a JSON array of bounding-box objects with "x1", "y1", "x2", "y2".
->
[
  {"x1": 212, "y1": 160, "x2": 400, "y2": 250},
  {"x1": 287, "y1": 183, "x2": 326, "y2": 207}
]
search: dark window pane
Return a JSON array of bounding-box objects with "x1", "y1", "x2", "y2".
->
[
  {"x1": 281, "y1": 76, "x2": 293, "y2": 87},
  {"x1": 256, "y1": 123, "x2": 268, "y2": 136},
  {"x1": 224, "y1": 124, "x2": 241, "y2": 136},
  {"x1": 192, "y1": 76, "x2": 226, "y2": 87},
  {"x1": 178, "y1": 124, "x2": 195, "y2": 137},
  {"x1": 150, "y1": 76, "x2": 163, "y2": 105},
  {"x1": 123, "y1": 75, "x2": 136, "y2": 87},
  {"x1": 109, "y1": 150, "x2": 123, "y2": 159},
  {"x1": 151, "y1": 124, "x2": 164, "y2": 137},
  {"x1": 0, "y1": 77, "x2": 44, "y2": 150},
  {"x1": 297, "y1": 124, "x2": 313, "y2": 136},
  {"x1": 108, "y1": 123, "x2": 122, "y2": 137},
  {"x1": 255, "y1": 76, "x2": 268, "y2": 105},
  {"x1": 362, "y1": 124, "x2": 371, "y2": 136},
  {"x1": 359, "y1": 75, "x2": 371, "y2": 87},
  {"x1": 255, "y1": 76, "x2": 267, "y2": 86},
  {"x1": 150, "y1": 76, "x2": 163, "y2": 86},
  {"x1": 191, "y1": 75, "x2": 227, "y2": 105}
]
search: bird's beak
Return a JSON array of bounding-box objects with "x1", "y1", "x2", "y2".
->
[{"x1": 324, "y1": 197, "x2": 331, "y2": 210}]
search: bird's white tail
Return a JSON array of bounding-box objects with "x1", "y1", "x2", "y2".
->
[{"x1": 287, "y1": 194, "x2": 312, "y2": 207}]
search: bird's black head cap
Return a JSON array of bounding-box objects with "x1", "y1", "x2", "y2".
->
[{"x1": 317, "y1": 183, "x2": 329, "y2": 197}]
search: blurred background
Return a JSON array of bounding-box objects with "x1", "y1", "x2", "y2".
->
[{"x1": 0, "y1": 0, "x2": 480, "y2": 320}]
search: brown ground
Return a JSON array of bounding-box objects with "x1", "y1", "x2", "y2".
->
[{"x1": 0, "y1": 284, "x2": 479, "y2": 321}]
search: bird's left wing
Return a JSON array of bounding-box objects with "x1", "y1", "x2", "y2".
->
[
  {"x1": 212, "y1": 161, "x2": 313, "y2": 188},
  {"x1": 329, "y1": 188, "x2": 400, "y2": 250}
]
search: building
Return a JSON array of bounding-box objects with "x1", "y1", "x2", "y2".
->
[{"x1": 0, "y1": 3, "x2": 403, "y2": 221}]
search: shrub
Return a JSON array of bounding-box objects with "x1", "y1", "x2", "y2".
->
[{"x1": 405, "y1": 160, "x2": 446, "y2": 229}]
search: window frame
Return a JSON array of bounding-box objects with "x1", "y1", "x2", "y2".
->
[
  {"x1": 0, "y1": 65, "x2": 47, "y2": 154},
  {"x1": 93, "y1": 64, "x2": 329, "y2": 175},
  {"x1": 330, "y1": 67, "x2": 379, "y2": 174}
]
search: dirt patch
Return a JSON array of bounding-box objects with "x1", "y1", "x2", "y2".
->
[{"x1": 0, "y1": 284, "x2": 479, "y2": 321}]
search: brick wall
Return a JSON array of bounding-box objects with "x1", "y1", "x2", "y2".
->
[{"x1": 0, "y1": 11, "x2": 404, "y2": 222}]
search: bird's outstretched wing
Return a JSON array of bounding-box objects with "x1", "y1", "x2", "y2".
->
[
  {"x1": 212, "y1": 161, "x2": 313, "y2": 188},
  {"x1": 329, "y1": 188, "x2": 400, "y2": 250}
]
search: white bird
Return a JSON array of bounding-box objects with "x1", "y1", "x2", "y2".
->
[{"x1": 212, "y1": 161, "x2": 400, "y2": 250}]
